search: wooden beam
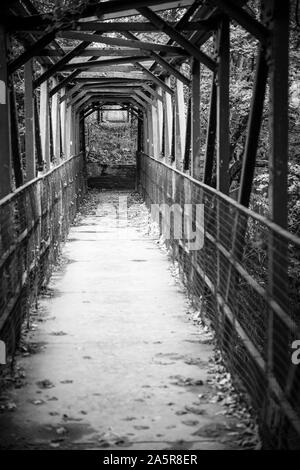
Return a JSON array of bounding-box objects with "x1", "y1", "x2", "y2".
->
[
  {"x1": 9, "y1": 78, "x2": 23, "y2": 187},
  {"x1": 49, "y1": 52, "x2": 114, "y2": 97},
  {"x1": 68, "y1": 87, "x2": 147, "y2": 107},
  {"x1": 76, "y1": 96, "x2": 147, "y2": 114},
  {"x1": 75, "y1": 77, "x2": 149, "y2": 83},
  {"x1": 50, "y1": 71, "x2": 79, "y2": 98},
  {"x1": 164, "y1": 78, "x2": 173, "y2": 160},
  {"x1": 152, "y1": 100, "x2": 160, "y2": 158},
  {"x1": 157, "y1": 88, "x2": 164, "y2": 157},
  {"x1": 134, "y1": 62, "x2": 173, "y2": 95},
  {"x1": 135, "y1": 89, "x2": 155, "y2": 106},
  {"x1": 10, "y1": 0, "x2": 65, "y2": 60},
  {"x1": 37, "y1": 48, "x2": 188, "y2": 57},
  {"x1": 208, "y1": 0, "x2": 268, "y2": 43},
  {"x1": 174, "y1": 73, "x2": 186, "y2": 168},
  {"x1": 79, "y1": 65, "x2": 142, "y2": 73},
  {"x1": 7, "y1": 1, "x2": 195, "y2": 29},
  {"x1": 141, "y1": 83, "x2": 163, "y2": 102},
  {"x1": 64, "y1": 83, "x2": 148, "y2": 103},
  {"x1": 60, "y1": 87, "x2": 66, "y2": 157},
  {"x1": 184, "y1": 95, "x2": 192, "y2": 171},
  {"x1": 191, "y1": 59, "x2": 201, "y2": 179},
  {"x1": 137, "y1": 7, "x2": 216, "y2": 71},
  {"x1": 50, "y1": 63, "x2": 148, "y2": 98},
  {"x1": 65, "y1": 103, "x2": 72, "y2": 158},
  {"x1": 51, "y1": 78, "x2": 61, "y2": 160},
  {"x1": 131, "y1": 94, "x2": 150, "y2": 110},
  {"x1": 123, "y1": 31, "x2": 190, "y2": 86},
  {"x1": 264, "y1": 1, "x2": 290, "y2": 424},
  {"x1": 81, "y1": 0, "x2": 196, "y2": 20},
  {"x1": 33, "y1": 95, "x2": 43, "y2": 170},
  {"x1": 33, "y1": 33, "x2": 104, "y2": 89},
  {"x1": 149, "y1": 0, "x2": 204, "y2": 73},
  {"x1": 203, "y1": 76, "x2": 217, "y2": 186},
  {"x1": 24, "y1": 59, "x2": 35, "y2": 181},
  {"x1": 60, "y1": 83, "x2": 82, "y2": 103},
  {"x1": 0, "y1": 25, "x2": 12, "y2": 197},
  {"x1": 58, "y1": 31, "x2": 187, "y2": 54},
  {"x1": 216, "y1": 18, "x2": 230, "y2": 194},
  {"x1": 17, "y1": 21, "x2": 213, "y2": 33},
  {"x1": 8, "y1": 31, "x2": 56, "y2": 74},
  {"x1": 39, "y1": 78, "x2": 50, "y2": 170},
  {"x1": 59, "y1": 56, "x2": 152, "y2": 71},
  {"x1": 238, "y1": 49, "x2": 268, "y2": 207},
  {"x1": 268, "y1": 2, "x2": 289, "y2": 229}
]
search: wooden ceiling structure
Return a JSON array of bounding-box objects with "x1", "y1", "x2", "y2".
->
[{"x1": 0, "y1": 0, "x2": 289, "y2": 227}]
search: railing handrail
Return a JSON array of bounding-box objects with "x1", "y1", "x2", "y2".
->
[
  {"x1": 0, "y1": 153, "x2": 82, "y2": 208},
  {"x1": 141, "y1": 152, "x2": 300, "y2": 248}
]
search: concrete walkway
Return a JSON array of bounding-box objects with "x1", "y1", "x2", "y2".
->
[{"x1": 0, "y1": 191, "x2": 244, "y2": 450}]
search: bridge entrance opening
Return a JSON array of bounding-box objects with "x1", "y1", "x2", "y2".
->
[{"x1": 85, "y1": 106, "x2": 138, "y2": 191}]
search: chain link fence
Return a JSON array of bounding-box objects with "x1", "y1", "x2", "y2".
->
[
  {"x1": 0, "y1": 153, "x2": 85, "y2": 366},
  {"x1": 139, "y1": 152, "x2": 300, "y2": 449}
]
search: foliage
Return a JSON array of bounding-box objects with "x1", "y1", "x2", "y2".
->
[{"x1": 86, "y1": 119, "x2": 137, "y2": 165}]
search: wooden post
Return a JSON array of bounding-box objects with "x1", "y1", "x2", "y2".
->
[
  {"x1": 191, "y1": 59, "x2": 201, "y2": 180},
  {"x1": 164, "y1": 78, "x2": 173, "y2": 162},
  {"x1": 203, "y1": 75, "x2": 217, "y2": 186},
  {"x1": 264, "y1": 0, "x2": 290, "y2": 425},
  {"x1": 34, "y1": 95, "x2": 44, "y2": 171},
  {"x1": 65, "y1": 103, "x2": 72, "y2": 158},
  {"x1": 39, "y1": 77, "x2": 50, "y2": 170},
  {"x1": 70, "y1": 108, "x2": 75, "y2": 156},
  {"x1": 9, "y1": 77, "x2": 23, "y2": 187},
  {"x1": 157, "y1": 87, "x2": 163, "y2": 158},
  {"x1": 175, "y1": 73, "x2": 186, "y2": 170},
  {"x1": 51, "y1": 78, "x2": 61, "y2": 161},
  {"x1": 216, "y1": 17, "x2": 230, "y2": 194},
  {"x1": 0, "y1": 25, "x2": 12, "y2": 197},
  {"x1": 184, "y1": 95, "x2": 191, "y2": 172},
  {"x1": 148, "y1": 106, "x2": 154, "y2": 156},
  {"x1": 24, "y1": 60, "x2": 36, "y2": 181},
  {"x1": 143, "y1": 111, "x2": 148, "y2": 153},
  {"x1": 60, "y1": 87, "x2": 66, "y2": 158},
  {"x1": 151, "y1": 101, "x2": 159, "y2": 158},
  {"x1": 75, "y1": 112, "x2": 80, "y2": 154},
  {"x1": 215, "y1": 18, "x2": 230, "y2": 357}
]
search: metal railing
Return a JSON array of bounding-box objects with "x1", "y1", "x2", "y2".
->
[
  {"x1": 139, "y1": 152, "x2": 300, "y2": 449},
  {"x1": 0, "y1": 153, "x2": 85, "y2": 362}
]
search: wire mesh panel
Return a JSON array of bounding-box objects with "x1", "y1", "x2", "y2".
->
[
  {"x1": 0, "y1": 153, "x2": 85, "y2": 363},
  {"x1": 139, "y1": 152, "x2": 300, "y2": 449}
]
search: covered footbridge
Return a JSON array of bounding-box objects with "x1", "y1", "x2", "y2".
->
[{"x1": 0, "y1": 0, "x2": 299, "y2": 450}]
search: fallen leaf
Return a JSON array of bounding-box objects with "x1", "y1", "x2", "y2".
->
[
  {"x1": 36, "y1": 379, "x2": 55, "y2": 389},
  {"x1": 31, "y1": 399, "x2": 45, "y2": 405}
]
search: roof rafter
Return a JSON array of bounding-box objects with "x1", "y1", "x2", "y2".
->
[
  {"x1": 123, "y1": 31, "x2": 190, "y2": 86},
  {"x1": 57, "y1": 31, "x2": 188, "y2": 54},
  {"x1": 59, "y1": 56, "x2": 153, "y2": 71},
  {"x1": 8, "y1": 30, "x2": 57, "y2": 74},
  {"x1": 33, "y1": 32, "x2": 105, "y2": 89},
  {"x1": 9, "y1": 21, "x2": 213, "y2": 33},
  {"x1": 208, "y1": 0, "x2": 269, "y2": 43},
  {"x1": 137, "y1": 6, "x2": 216, "y2": 71},
  {"x1": 134, "y1": 62, "x2": 173, "y2": 95}
]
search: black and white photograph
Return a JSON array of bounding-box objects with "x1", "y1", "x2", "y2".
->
[{"x1": 0, "y1": 0, "x2": 299, "y2": 457}]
